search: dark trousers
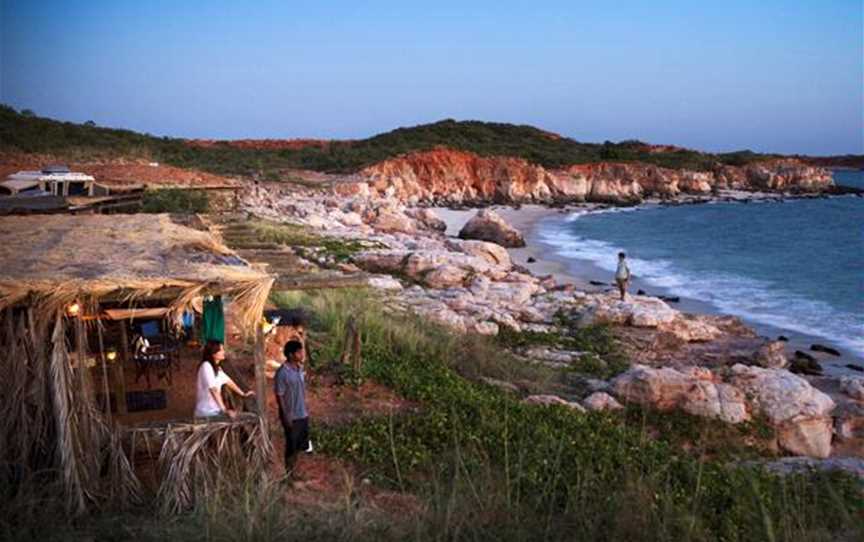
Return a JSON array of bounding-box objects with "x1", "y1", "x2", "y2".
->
[{"x1": 282, "y1": 417, "x2": 309, "y2": 472}]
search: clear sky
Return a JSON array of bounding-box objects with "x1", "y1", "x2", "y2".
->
[{"x1": 1, "y1": 0, "x2": 861, "y2": 154}]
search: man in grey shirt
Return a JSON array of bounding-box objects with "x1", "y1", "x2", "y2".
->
[{"x1": 275, "y1": 339, "x2": 309, "y2": 474}]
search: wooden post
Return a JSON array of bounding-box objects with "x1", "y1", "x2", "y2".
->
[
  {"x1": 254, "y1": 323, "x2": 268, "y2": 432},
  {"x1": 96, "y1": 322, "x2": 112, "y2": 422},
  {"x1": 116, "y1": 322, "x2": 130, "y2": 415},
  {"x1": 340, "y1": 316, "x2": 356, "y2": 365},
  {"x1": 351, "y1": 324, "x2": 362, "y2": 374},
  {"x1": 74, "y1": 316, "x2": 94, "y2": 443}
]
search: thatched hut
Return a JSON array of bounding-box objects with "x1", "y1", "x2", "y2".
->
[{"x1": 0, "y1": 214, "x2": 275, "y2": 513}]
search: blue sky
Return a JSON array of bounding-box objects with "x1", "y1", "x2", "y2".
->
[{"x1": 1, "y1": 0, "x2": 861, "y2": 154}]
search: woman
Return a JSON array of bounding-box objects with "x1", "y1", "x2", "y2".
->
[{"x1": 194, "y1": 340, "x2": 254, "y2": 419}]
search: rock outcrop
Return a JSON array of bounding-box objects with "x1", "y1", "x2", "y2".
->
[
  {"x1": 523, "y1": 394, "x2": 586, "y2": 412},
  {"x1": 730, "y1": 365, "x2": 835, "y2": 458},
  {"x1": 610, "y1": 363, "x2": 840, "y2": 457},
  {"x1": 582, "y1": 391, "x2": 624, "y2": 412},
  {"x1": 341, "y1": 148, "x2": 834, "y2": 205},
  {"x1": 612, "y1": 365, "x2": 749, "y2": 424},
  {"x1": 458, "y1": 209, "x2": 526, "y2": 247}
]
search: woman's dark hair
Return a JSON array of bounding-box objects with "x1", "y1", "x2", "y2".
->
[
  {"x1": 201, "y1": 340, "x2": 223, "y2": 373},
  {"x1": 618, "y1": 251, "x2": 626, "y2": 258},
  {"x1": 283, "y1": 340, "x2": 303, "y2": 360}
]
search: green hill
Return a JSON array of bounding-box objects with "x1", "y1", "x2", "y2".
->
[{"x1": 0, "y1": 105, "x2": 776, "y2": 176}]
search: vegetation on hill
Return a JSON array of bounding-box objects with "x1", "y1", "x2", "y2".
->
[{"x1": 1, "y1": 104, "x2": 790, "y2": 177}]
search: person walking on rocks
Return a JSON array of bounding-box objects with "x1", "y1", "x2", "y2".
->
[
  {"x1": 615, "y1": 251, "x2": 631, "y2": 301},
  {"x1": 275, "y1": 340, "x2": 311, "y2": 476}
]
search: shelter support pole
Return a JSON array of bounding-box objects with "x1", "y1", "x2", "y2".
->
[
  {"x1": 96, "y1": 323, "x2": 112, "y2": 422},
  {"x1": 115, "y1": 323, "x2": 130, "y2": 415},
  {"x1": 254, "y1": 324, "x2": 268, "y2": 432}
]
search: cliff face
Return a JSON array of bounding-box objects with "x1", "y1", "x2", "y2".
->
[{"x1": 339, "y1": 148, "x2": 834, "y2": 204}]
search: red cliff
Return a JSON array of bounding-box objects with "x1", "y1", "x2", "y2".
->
[{"x1": 339, "y1": 148, "x2": 834, "y2": 205}]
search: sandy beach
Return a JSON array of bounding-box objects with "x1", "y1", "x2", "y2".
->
[{"x1": 434, "y1": 204, "x2": 864, "y2": 375}]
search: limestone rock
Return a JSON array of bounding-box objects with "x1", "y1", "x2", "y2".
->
[
  {"x1": 448, "y1": 239, "x2": 512, "y2": 268},
  {"x1": 367, "y1": 275, "x2": 403, "y2": 291},
  {"x1": 340, "y1": 211, "x2": 364, "y2": 227},
  {"x1": 425, "y1": 307, "x2": 467, "y2": 333},
  {"x1": 840, "y1": 376, "x2": 864, "y2": 401},
  {"x1": 372, "y1": 210, "x2": 416, "y2": 234},
  {"x1": 423, "y1": 265, "x2": 469, "y2": 289},
  {"x1": 354, "y1": 251, "x2": 409, "y2": 274},
  {"x1": 582, "y1": 392, "x2": 624, "y2": 412},
  {"x1": 680, "y1": 381, "x2": 750, "y2": 424},
  {"x1": 523, "y1": 394, "x2": 586, "y2": 412},
  {"x1": 730, "y1": 364, "x2": 835, "y2": 458},
  {"x1": 658, "y1": 315, "x2": 723, "y2": 342},
  {"x1": 458, "y1": 209, "x2": 526, "y2": 248},
  {"x1": 406, "y1": 207, "x2": 447, "y2": 232},
  {"x1": 581, "y1": 295, "x2": 678, "y2": 328},
  {"x1": 473, "y1": 321, "x2": 500, "y2": 336},
  {"x1": 612, "y1": 365, "x2": 749, "y2": 423},
  {"x1": 753, "y1": 340, "x2": 789, "y2": 369},
  {"x1": 612, "y1": 365, "x2": 707, "y2": 410}
]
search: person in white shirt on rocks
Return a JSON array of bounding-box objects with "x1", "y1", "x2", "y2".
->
[
  {"x1": 615, "y1": 251, "x2": 631, "y2": 301},
  {"x1": 194, "y1": 340, "x2": 254, "y2": 419}
]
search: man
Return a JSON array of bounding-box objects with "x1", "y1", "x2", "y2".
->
[
  {"x1": 615, "y1": 251, "x2": 631, "y2": 301},
  {"x1": 274, "y1": 340, "x2": 310, "y2": 475}
]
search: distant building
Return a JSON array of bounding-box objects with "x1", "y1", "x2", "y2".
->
[{"x1": 0, "y1": 165, "x2": 105, "y2": 197}]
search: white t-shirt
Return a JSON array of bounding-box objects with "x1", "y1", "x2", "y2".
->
[
  {"x1": 615, "y1": 260, "x2": 630, "y2": 281},
  {"x1": 195, "y1": 362, "x2": 230, "y2": 417}
]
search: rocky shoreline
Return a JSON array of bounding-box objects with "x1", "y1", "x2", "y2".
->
[
  {"x1": 472, "y1": 198, "x2": 864, "y2": 372},
  {"x1": 241, "y1": 175, "x2": 863, "y2": 466}
]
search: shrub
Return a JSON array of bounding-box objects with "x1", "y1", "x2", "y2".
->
[
  {"x1": 141, "y1": 188, "x2": 209, "y2": 214},
  {"x1": 0, "y1": 105, "x2": 783, "y2": 177}
]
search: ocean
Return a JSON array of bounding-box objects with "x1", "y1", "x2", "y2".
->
[{"x1": 538, "y1": 170, "x2": 864, "y2": 360}]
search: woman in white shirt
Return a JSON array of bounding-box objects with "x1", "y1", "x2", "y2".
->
[{"x1": 195, "y1": 340, "x2": 254, "y2": 418}]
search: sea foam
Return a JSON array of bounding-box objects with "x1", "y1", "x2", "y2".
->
[{"x1": 539, "y1": 210, "x2": 864, "y2": 358}]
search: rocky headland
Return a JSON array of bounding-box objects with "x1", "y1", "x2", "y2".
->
[{"x1": 339, "y1": 148, "x2": 836, "y2": 205}]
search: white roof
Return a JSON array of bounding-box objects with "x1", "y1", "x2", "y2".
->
[
  {"x1": 0, "y1": 179, "x2": 42, "y2": 192},
  {"x1": 6, "y1": 170, "x2": 95, "y2": 183}
]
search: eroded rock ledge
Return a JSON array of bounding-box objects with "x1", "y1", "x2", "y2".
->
[{"x1": 337, "y1": 148, "x2": 834, "y2": 205}]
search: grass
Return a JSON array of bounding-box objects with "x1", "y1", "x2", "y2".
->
[
  {"x1": 275, "y1": 288, "x2": 863, "y2": 541},
  {"x1": 4, "y1": 288, "x2": 861, "y2": 541},
  {"x1": 496, "y1": 316, "x2": 630, "y2": 379},
  {"x1": 245, "y1": 220, "x2": 380, "y2": 262},
  {"x1": 141, "y1": 187, "x2": 209, "y2": 214}
]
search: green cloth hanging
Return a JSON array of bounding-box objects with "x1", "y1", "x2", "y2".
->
[{"x1": 201, "y1": 295, "x2": 225, "y2": 343}]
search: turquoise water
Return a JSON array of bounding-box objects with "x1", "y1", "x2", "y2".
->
[{"x1": 539, "y1": 170, "x2": 864, "y2": 356}]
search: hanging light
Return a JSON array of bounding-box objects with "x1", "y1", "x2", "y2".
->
[
  {"x1": 106, "y1": 350, "x2": 118, "y2": 362},
  {"x1": 66, "y1": 303, "x2": 81, "y2": 317}
]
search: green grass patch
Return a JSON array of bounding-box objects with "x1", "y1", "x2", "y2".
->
[
  {"x1": 270, "y1": 288, "x2": 863, "y2": 541},
  {"x1": 497, "y1": 321, "x2": 629, "y2": 379},
  {"x1": 141, "y1": 187, "x2": 209, "y2": 214},
  {"x1": 241, "y1": 219, "x2": 377, "y2": 262}
]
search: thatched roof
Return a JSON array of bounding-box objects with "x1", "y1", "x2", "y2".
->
[{"x1": 0, "y1": 214, "x2": 274, "y2": 332}]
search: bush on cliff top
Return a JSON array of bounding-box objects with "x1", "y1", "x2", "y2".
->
[{"x1": 1, "y1": 104, "x2": 783, "y2": 176}]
